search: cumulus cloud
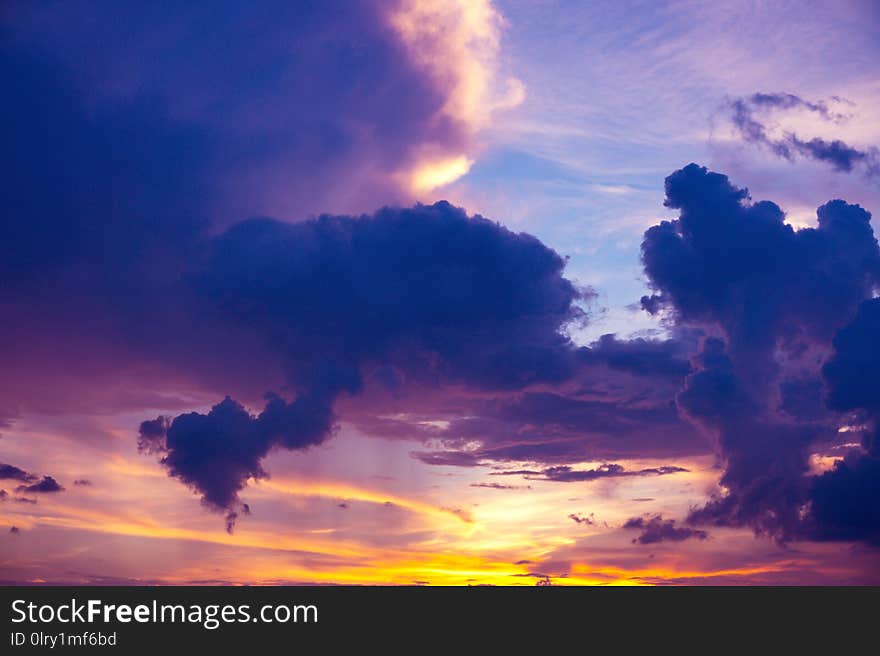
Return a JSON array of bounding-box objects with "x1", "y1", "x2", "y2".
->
[
  {"x1": 641, "y1": 163, "x2": 880, "y2": 543},
  {"x1": 810, "y1": 298, "x2": 880, "y2": 543},
  {"x1": 0, "y1": 0, "x2": 524, "y2": 425},
  {"x1": 136, "y1": 201, "x2": 586, "y2": 511}
]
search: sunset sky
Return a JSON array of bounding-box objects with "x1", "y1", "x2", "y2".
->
[{"x1": 2, "y1": 0, "x2": 880, "y2": 585}]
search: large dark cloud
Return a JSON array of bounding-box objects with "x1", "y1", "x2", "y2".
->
[
  {"x1": 640, "y1": 163, "x2": 880, "y2": 543},
  {"x1": 679, "y1": 339, "x2": 816, "y2": 539},
  {"x1": 728, "y1": 93, "x2": 879, "y2": 178},
  {"x1": 809, "y1": 298, "x2": 880, "y2": 543},
  {"x1": 2, "y1": 1, "x2": 593, "y2": 519},
  {"x1": 138, "y1": 202, "x2": 587, "y2": 511},
  {"x1": 642, "y1": 164, "x2": 879, "y2": 371},
  {"x1": 0, "y1": 0, "x2": 499, "y2": 424},
  {"x1": 823, "y1": 297, "x2": 880, "y2": 442},
  {"x1": 198, "y1": 203, "x2": 583, "y2": 392},
  {"x1": 2, "y1": 1, "x2": 465, "y2": 224}
]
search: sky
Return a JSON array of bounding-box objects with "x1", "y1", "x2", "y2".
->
[{"x1": 1, "y1": 0, "x2": 880, "y2": 585}]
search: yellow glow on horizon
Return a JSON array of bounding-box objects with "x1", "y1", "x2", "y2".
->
[
  {"x1": 0, "y1": 498, "x2": 831, "y2": 586},
  {"x1": 568, "y1": 560, "x2": 809, "y2": 584},
  {"x1": 1, "y1": 443, "x2": 848, "y2": 586}
]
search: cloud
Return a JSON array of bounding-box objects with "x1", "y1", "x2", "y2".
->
[
  {"x1": 568, "y1": 513, "x2": 595, "y2": 525},
  {"x1": 469, "y1": 482, "x2": 531, "y2": 490},
  {"x1": 579, "y1": 333, "x2": 692, "y2": 378},
  {"x1": 623, "y1": 515, "x2": 708, "y2": 544},
  {"x1": 9, "y1": 526, "x2": 20, "y2": 535},
  {"x1": 728, "y1": 93, "x2": 879, "y2": 178},
  {"x1": 16, "y1": 476, "x2": 64, "y2": 494},
  {"x1": 388, "y1": 0, "x2": 525, "y2": 192},
  {"x1": 0, "y1": 0, "x2": 524, "y2": 426},
  {"x1": 491, "y1": 463, "x2": 687, "y2": 482},
  {"x1": 0, "y1": 490, "x2": 37, "y2": 505},
  {"x1": 199, "y1": 203, "x2": 583, "y2": 393},
  {"x1": 823, "y1": 298, "x2": 880, "y2": 435},
  {"x1": 136, "y1": 201, "x2": 586, "y2": 511},
  {"x1": 3, "y1": 1, "x2": 520, "y2": 224},
  {"x1": 0, "y1": 464, "x2": 37, "y2": 483},
  {"x1": 809, "y1": 298, "x2": 880, "y2": 543},
  {"x1": 640, "y1": 163, "x2": 880, "y2": 542},
  {"x1": 412, "y1": 451, "x2": 486, "y2": 467},
  {"x1": 139, "y1": 393, "x2": 346, "y2": 511},
  {"x1": 399, "y1": 371, "x2": 705, "y2": 468},
  {"x1": 73, "y1": 479, "x2": 92, "y2": 487},
  {"x1": 642, "y1": 164, "x2": 880, "y2": 363}
]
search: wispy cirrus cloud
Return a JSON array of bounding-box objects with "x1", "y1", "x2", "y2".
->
[
  {"x1": 491, "y1": 463, "x2": 688, "y2": 482},
  {"x1": 727, "y1": 92, "x2": 879, "y2": 178}
]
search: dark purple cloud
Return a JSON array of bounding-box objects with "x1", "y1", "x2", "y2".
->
[
  {"x1": 642, "y1": 164, "x2": 879, "y2": 367},
  {"x1": 641, "y1": 163, "x2": 880, "y2": 543},
  {"x1": 139, "y1": 391, "x2": 349, "y2": 512},
  {"x1": 623, "y1": 515, "x2": 708, "y2": 544},
  {"x1": 72, "y1": 479, "x2": 92, "y2": 487},
  {"x1": 135, "y1": 201, "x2": 588, "y2": 511},
  {"x1": 2, "y1": 0, "x2": 602, "y2": 519},
  {"x1": 568, "y1": 513, "x2": 595, "y2": 525},
  {"x1": 679, "y1": 339, "x2": 816, "y2": 538},
  {"x1": 2, "y1": 1, "x2": 471, "y2": 223},
  {"x1": 490, "y1": 463, "x2": 687, "y2": 482},
  {"x1": 1, "y1": 0, "x2": 715, "y2": 525},
  {"x1": 198, "y1": 203, "x2": 584, "y2": 394},
  {"x1": 728, "y1": 92, "x2": 879, "y2": 177},
  {"x1": 0, "y1": 0, "x2": 509, "y2": 427},
  {"x1": 823, "y1": 298, "x2": 880, "y2": 438},
  {"x1": 809, "y1": 298, "x2": 880, "y2": 543},
  {"x1": 397, "y1": 361, "x2": 705, "y2": 468},
  {"x1": 0, "y1": 464, "x2": 37, "y2": 483},
  {"x1": 578, "y1": 334, "x2": 691, "y2": 378},
  {"x1": 16, "y1": 476, "x2": 64, "y2": 494}
]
